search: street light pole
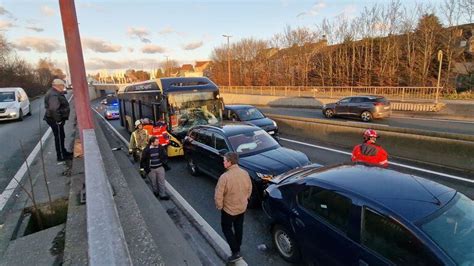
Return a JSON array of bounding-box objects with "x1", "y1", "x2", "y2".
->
[
  {"x1": 222, "y1": 35, "x2": 232, "y2": 86},
  {"x1": 436, "y1": 50, "x2": 443, "y2": 104}
]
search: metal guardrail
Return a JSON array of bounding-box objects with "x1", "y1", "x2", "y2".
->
[
  {"x1": 221, "y1": 86, "x2": 445, "y2": 101},
  {"x1": 83, "y1": 129, "x2": 132, "y2": 265}
]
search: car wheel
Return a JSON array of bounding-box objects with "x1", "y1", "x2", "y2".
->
[
  {"x1": 360, "y1": 111, "x2": 372, "y2": 122},
  {"x1": 187, "y1": 157, "x2": 200, "y2": 176},
  {"x1": 324, "y1": 109, "x2": 334, "y2": 118},
  {"x1": 18, "y1": 110, "x2": 24, "y2": 121},
  {"x1": 272, "y1": 224, "x2": 301, "y2": 263},
  {"x1": 27, "y1": 105, "x2": 32, "y2": 116}
]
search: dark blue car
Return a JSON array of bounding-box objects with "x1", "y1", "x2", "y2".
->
[
  {"x1": 262, "y1": 163, "x2": 474, "y2": 265},
  {"x1": 183, "y1": 123, "x2": 309, "y2": 206},
  {"x1": 224, "y1": 105, "x2": 278, "y2": 138}
]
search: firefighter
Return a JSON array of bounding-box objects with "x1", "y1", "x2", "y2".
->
[
  {"x1": 351, "y1": 129, "x2": 388, "y2": 167},
  {"x1": 129, "y1": 119, "x2": 149, "y2": 162}
]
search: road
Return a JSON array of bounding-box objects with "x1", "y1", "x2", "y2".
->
[
  {"x1": 0, "y1": 93, "x2": 72, "y2": 193},
  {"x1": 94, "y1": 100, "x2": 474, "y2": 265},
  {"x1": 258, "y1": 107, "x2": 474, "y2": 136}
]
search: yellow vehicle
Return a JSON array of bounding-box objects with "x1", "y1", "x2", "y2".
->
[{"x1": 117, "y1": 77, "x2": 223, "y2": 157}]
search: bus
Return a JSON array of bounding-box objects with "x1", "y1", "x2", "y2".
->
[{"x1": 117, "y1": 77, "x2": 224, "y2": 157}]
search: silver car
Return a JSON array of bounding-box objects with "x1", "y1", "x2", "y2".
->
[{"x1": 322, "y1": 96, "x2": 391, "y2": 122}]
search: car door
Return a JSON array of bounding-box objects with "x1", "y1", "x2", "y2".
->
[
  {"x1": 209, "y1": 132, "x2": 229, "y2": 178},
  {"x1": 335, "y1": 97, "x2": 351, "y2": 115},
  {"x1": 292, "y1": 186, "x2": 359, "y2": 265},
  {"x1": 357, "y1": 207, "x2": 443, "y2": 266},
  {"x1": 193, "y1": 129, "x2": 216, "y2": 177},
  {"x1": 347, "y1": 97, "x2": 364, "y2": 116}
]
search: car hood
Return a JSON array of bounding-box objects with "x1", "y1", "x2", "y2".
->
[
  {"x1": 239, "y1": 147, "x2": 310, "y2": 176},
  {"x1": 245, "y1": 117, "x2": 275, "y2": 128},
  {"x1": 0, "y1": 102, "x2": 17, "y2": 109}
]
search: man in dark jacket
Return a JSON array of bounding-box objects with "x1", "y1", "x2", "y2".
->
[
  {"x1": 140, "y1": 136, "x2": 170, "y2": 200},
  {"x1": 44, "y1": 79, "x2": 72, "y2": 163}
]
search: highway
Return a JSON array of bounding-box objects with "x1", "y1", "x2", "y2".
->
[
  {"x1": 258, "y1": 107, "x2": 474, "y2": 136},
  {"x1": 0, "y1": 92, "x2": 72, "y2": 193},
  {"x1": 94, "y1": 100, "x2": 474, "y2": 265}
]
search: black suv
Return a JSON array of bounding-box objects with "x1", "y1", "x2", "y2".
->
[
  {"x1": 322, "y1": 96, "x2": 391, "y2": 122},
  {"x1": 183, "y1": 123, "x2": 310, "y2": 206},
  {"x1": 223, "y1": 105, "x2": 278, "y2": 138}
]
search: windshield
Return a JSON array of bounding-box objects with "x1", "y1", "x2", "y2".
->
[
  {"x1": 107, "y1": 106, "x2": 119, "y2": 111},
  {"x1": 0, "y1": 92, "x2": 15, "y2": 102},
  {"x1": 228, "y1": 129, "x2": 279, "y2": 156},
  {"x1": 168, "y1": 91, "x2": 222, "y2": 136},
  {"x1": 421, "y1": 194, "x2": 474, "y2": 265},
  {"x1": 236, "y1": 107, "x2": 265, "y2": 121}
]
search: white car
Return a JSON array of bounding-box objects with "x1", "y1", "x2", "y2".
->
[{"x1": 0, "y1": 87, "x2": 31, "y2": 121}]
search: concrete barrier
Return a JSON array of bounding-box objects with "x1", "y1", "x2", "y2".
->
[
  {"x1": 222, "y1": 93, "x2": 443, "y2": 112},
  {"x1": 269, "y1": 114, "x2": 474, "y2": 172}
]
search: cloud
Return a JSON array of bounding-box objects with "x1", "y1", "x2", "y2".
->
[
  {"x1": 127, "y1": 27, "x2": 151, "y2": 43},
  {"x1": 82, "y1": 37, "x2": 122, "y2": 53},
  {"x1": 85, "y1": 58, "x2": 162, "y2": 70},
  {"x1": 128, "y1": 47, "x2": 134, "y2": 52},
  {"x1": 297, "y1": 1, "x2": 326, "y2": 17},
  {"x1": 0, "y1": 6, "x2": 10, "y2": 16},
  {"x1": 0, "y1": 20, "x2": 14, "y2": 31},
  {"x1": 183, "y1": 41, "x2": 203, "y2": 50},
  {"x1": 41, "y1": 5, "x2": 56, "y2": 17},
  {"x1": 26, "y1": 26, "x2": 44, "y2": 32},
  {"x1": 141, "y1": 44, "x2": 166, "y2": 54},
  {"x1": 159, "y1": 26, "x2": 176, "y2": 35},
  {"x1": 79, "y1": 3, "x2": 104, "y2": 12},
  {"x1": 12, "y1": 36, "x2": 61, "y2": 53},
  {"x1": 340, "y1": 5, "x2": 357, "y2": 19}
]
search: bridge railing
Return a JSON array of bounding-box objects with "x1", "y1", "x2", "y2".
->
[{"x1": 220, "y1": 86, "x2": 446, "y2": 101}]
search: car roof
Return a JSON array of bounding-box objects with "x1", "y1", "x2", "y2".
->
[
  {"x1": 0, "y1": 87, "x2": 22, "y2": 92},
  {"x1": 193, "y1": 122, "x2": 260, "y2": 136},
  {"x1": 225, "y1": 105, "x2": 256, "y2": 110},
  {"x1": 343, "y1": 95, "x2": 385, "y2": 99},
  {"x1": 302, "y1": 164, "x2": 456, "y2": 222}
]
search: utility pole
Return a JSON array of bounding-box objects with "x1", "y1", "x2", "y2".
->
[
  {"x1": 165, "y1": 56, "x2": 170, "y2": 77},
  {"x1": 222, "y1": 35, "x2": 232, "y2": 86},
  {"x1": 58, "y1": 0, "x2": 94, "y2": 140},
  {"x1": 436, "y1": 50, "x2": 443, "y2": 104}
]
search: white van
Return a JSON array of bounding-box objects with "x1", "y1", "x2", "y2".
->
[{"x1": 0, "y1": 87, "x2": 31, "y2": 121}]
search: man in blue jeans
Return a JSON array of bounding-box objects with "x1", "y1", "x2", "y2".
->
[{"x1": 43, "y1": 79, "x2": 72, "y2": 163}]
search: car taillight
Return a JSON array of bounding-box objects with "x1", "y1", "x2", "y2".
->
[{"x1": 374, "y1": 102, "x2": 384, "y2": 106}]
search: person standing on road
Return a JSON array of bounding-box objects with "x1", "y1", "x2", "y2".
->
[
  {"x1": 352, "y1": 129, "x2": 388, "y2": 167},
  {"x1": 140, "y1": 136, "x2": 170, "y2": 200},
  {"x1": 129, "y1": 119, "x2": 149, "y2": 162},
  {"x1": 214, "y1": 152, "x2": 252, "y2": 263},
  {"x1": 43, "y1": 79, "x2": 72, "y2": 163}
]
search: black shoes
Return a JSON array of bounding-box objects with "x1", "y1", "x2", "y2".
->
[
  {"x1": 159, "y1": 195, "x2": 170, "y2": 200},
  {"x1": 227, "y1": 252, "x2": 242, "y2": 263}
]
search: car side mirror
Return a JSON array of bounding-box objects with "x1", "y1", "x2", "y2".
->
[{"x1": 218, "y1": 149, "x2": 228, "y2": 156}]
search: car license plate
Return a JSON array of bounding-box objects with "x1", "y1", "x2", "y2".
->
[{"x1": 268, "y1": 131, "x2": 275, "y2": 135}]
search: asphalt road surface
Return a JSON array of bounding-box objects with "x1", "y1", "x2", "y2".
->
[
  {"x1": 0, "y1": 92, "x2": 72, "y2": 193},
  {"x1": 258, "y1": 107, "x2": 474, "y2": 136},
  {"x1": 94, "y1": 99, "x2": 473, "y2": 265}
]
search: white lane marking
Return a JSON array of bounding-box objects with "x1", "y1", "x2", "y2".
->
[
  {"x1": 280, "y1": 137, "x2": 474, "y2": 184},
  {"x1": 92, "y1": 108, "x2": 238, "y2": 261},
  {"x1": 391, "y1": 115, "x2": 474, "y2": 124},
  {"x1": 0, "y1": 95, "x2": 74, "y2": 212}
]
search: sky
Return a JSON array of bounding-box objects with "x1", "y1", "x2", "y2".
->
[{"x1": 0, "y1": 0, "x2": 445, "y2": 74}]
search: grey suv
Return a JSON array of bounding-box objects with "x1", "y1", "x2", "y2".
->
[{"x1": 322, "y1": 96, "x2": 391, "y2": 122}]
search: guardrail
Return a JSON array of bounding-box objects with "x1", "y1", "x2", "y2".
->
[
  {"x1": 221, "y1": 86, "x2": 446, "y2": 101},
  {"x1": 268, "y1": 114, "x2": 474, "y2": 172},
  {"x1": 83, "y1": 129, "x2": 132, "y2": 265}
]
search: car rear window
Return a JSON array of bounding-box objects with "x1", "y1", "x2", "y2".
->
[{"x1": 368, "y1": 97, "x2": 388, "y2": 103}]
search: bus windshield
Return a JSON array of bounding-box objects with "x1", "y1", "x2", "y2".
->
[{"x1": 168, "y1": 91, "x2": 222, "y2": 136}]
